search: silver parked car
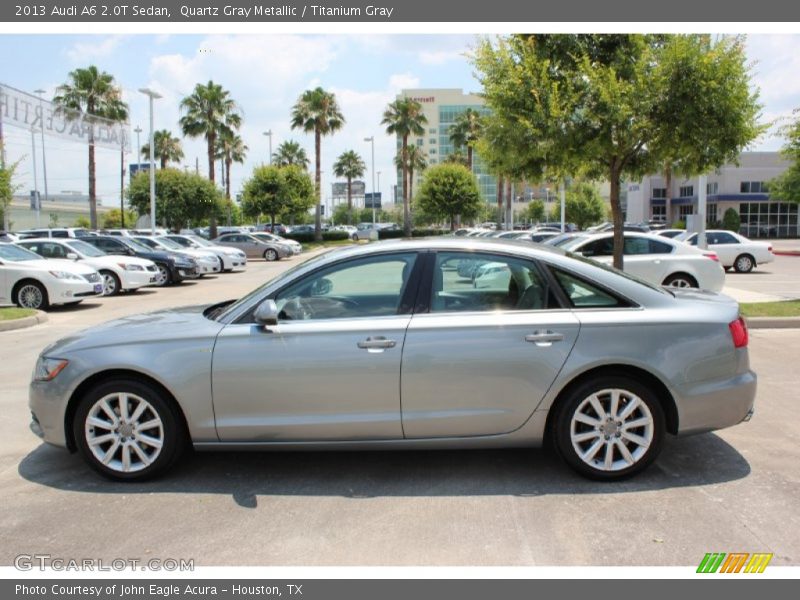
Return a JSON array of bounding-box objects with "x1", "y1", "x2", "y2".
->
[
  {"x1": 213, "y1": 232, "x2": 293, "y2": 261},
  {"x1": 29, "y1": 238, "x2": 756, "y2": 481}
]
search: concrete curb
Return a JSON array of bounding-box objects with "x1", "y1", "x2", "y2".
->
[
  {"x1": 0, "y1": 310, "x2": 48, "y2": 332},
  {"x1": 746, "y1": 316, "x2": 800, "y2": 329}
]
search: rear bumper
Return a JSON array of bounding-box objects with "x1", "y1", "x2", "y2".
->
[{"x1": 676, "y1": 370, "x2": 757, "y2": 436}]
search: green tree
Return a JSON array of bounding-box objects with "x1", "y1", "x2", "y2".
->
[
  {"x1": 523, "y1": 199, "x2": 546, "y2": 224},
  {"x1": 395, "y1": 145, "x2": 428, "y2": 203},
  {"x1": 241, "y1": 164, "x2": 315, "y2": 228},
  {"x1": 179, "y1": 80, "x2": 242, "y2": 237},
  {"x1": 53, "y1": 65, "x2": 128, "y2": 229},
  {"x1": 272, "y1": 140, "x2": 309, "y2": 168},
  {"x1": 416, "y1": 164, "x2": 482, "y2": 230},
  {"x1": 382, "y1": 97, "x2": 428, "y2": 236},
  {"x1": 474, "y1": 34, "x2": 764, "y2": 268},
  {"x1": 141, "y1": 129, "x2": 184, "y2": 170},
  {"x1": 722, "y1": 207, "x2": 741, "y2": 232},
  {"x1": 291, "y1": 87, "x2": 345, "y2": 241},
  {"x1": 564, "y1": 182, "x2": 607, "y2": 230},
  {"x1": 332, "y1": 150, "x2": 366, "y2": 224},
  {"x1": 215, "y1": 130, "x2": 248, "y2": 200},
  {"x1": 770, "y1": 111, "x2": 800, "y2": 204},
  {"x1": 448, "y1": 108, "x2": 483, "y2": 171},
  {"x1": 73, "y1": 216, "x2": 91, "y2": 229},
  {"x1": 0, "y1": 151, "x2": 21, "y2": 231},
  {"x1": 101, "y1": 208, "x2": 137, "y2": 229},
  {"x1": 127, "y1": 168, "x2": 222, "y2": 231}
]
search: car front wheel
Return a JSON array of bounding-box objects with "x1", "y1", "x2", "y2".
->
[
  {"x1": 553, "y1": 376, "x2": 665, "y2": 480},
  {"x1": 153, "y1": 263, "x2": 171, "y2": 287},
  {"x1": 15, "y1": 281, "x2": 49, "y2": 310},
  {"x1": 99, "y1": 270, "x2": 121, "y2": 296},
  {"x1": 73, "y1": 378, "x2": 186, "y2": 481}
]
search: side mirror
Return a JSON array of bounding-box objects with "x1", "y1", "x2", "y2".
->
[
  {"x1": 66, "y1": 253, "x2": 79, "y2": 261},
  {"x1": 254, "y1": 299, "x2": 279, "y2": 326}
]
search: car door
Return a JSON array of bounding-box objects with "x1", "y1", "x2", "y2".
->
[
  {"x1": 400, "y1": 251, "x2": 580, "y2": 439},
  {"x1": 707, "y1": 231, "x2": 740, "y2": 267},
  {"x1": 212, "y1": 251, "x2": 421, "y2": 442}
]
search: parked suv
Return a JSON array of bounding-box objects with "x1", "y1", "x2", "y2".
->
[
  {"x1": 81, "y1": 235, "x2": 198, "y2": 287},
  {"x1": 16, "y1": 227, "x2": 93, "y2": 240}
]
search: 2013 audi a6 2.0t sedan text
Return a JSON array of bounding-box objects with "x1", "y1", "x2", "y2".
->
[{"x1": 28, "y1": 238, "x2": 757, "y2": 481}]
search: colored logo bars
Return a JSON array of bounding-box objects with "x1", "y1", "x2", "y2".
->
[{"x1": 697, "y1": 552, "x2": 773, "y2": 573}]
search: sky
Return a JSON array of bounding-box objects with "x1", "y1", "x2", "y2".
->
[{"x1": 0, "y1": 33, "x2": 799, "y2": 206}]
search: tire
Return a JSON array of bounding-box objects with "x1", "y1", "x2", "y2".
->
[
  {"x1": 72, "y1": 378, "x2": 186, "y2": 481},
  {"x1": 264, "y1": 249, "x2": 279, "y2": 261},
  {"x1": 662, "y1": 273, "x2": 698, "y2": 289},
  {"x1": 734, "y1": 254, "x2": 755, "y2": 273},
  {"x1": 552, "y1": 375, "x2": 665, "y2": 480},
  {"x1": 14, "y1": 280, "x2": 49, "y2": 310},
  {"x1": 153, "y1": 263, "x2": 172, "y2": 287},
  {"x1": 99, "y1": 270, "x2": 121, "y2": 296}
]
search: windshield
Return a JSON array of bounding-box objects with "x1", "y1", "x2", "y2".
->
[
  {"x1": 120, "y1": 238, "x2": 156, "y2": 254},
  {"x1": 156, "y1": 237, "x2": 184, "y2": 250},
  {"x1": 547, "y1": 233, "x2": 584, "y2": 247},
  {"x1": 187, "y1": 235, "x2": 212, "y2": 247},
  {"x1": 0, "y1": 244, "x2": 42, "y2": 261},
  {"x1": 133, "y1": 237, "x2": 161, "y2": 249},
  {"x1": 64, "y1": 239, "x2": 106, "y2": 257}
]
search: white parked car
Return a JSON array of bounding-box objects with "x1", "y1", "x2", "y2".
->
[
  {"x1": 654, "y1": 229, "x2": 686, "y2": 239},
  {"x1": 17, "y1": 238, "x2": 157, "y2": 296},
  {"x1": 16, "y1": 227, "x2": 93, "y2": 240},
  {"x1": 132, "y1": 236, "x2": 220, "y2": 275},
  {"x1": 473, "y1": 261, "x2": 511, "y2": 289},
  {"x1": 0, "y1": 243, "x2": 103, "y2": 310},
  {"x1": 560, "y1": 232, "x2": 725, "y2": 291},
  {"x1": 675, "y1": 230, "x2": 775, "y2": 273},
  {"x1": 251, "y1": 232, "x2": 302, "y2": 255},
  {"x1": 162, "y1": 234, "x2": 248, "y2": 271}
]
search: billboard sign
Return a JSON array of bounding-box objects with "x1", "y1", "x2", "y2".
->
[
  {"x1": 332, "y1": 181, "x2": 366, "y2": 197},
  {"x1": 364, "y1": 192, "x2": 382, "y2": 209}
]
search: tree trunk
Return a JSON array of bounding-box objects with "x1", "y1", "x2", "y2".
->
[
  {"x1": 451, "y1": 213, "x2": 457, "y2": 231},
  {"x1": 207, "y1": 136, "x2": 217, "y2": 239},
  {"x1": 225, "y1": 157, "x2": 232, "y2": 200},
  {"x1": 402, "y1": 136, "x2": 410, "y2": 236},
  {"x1": 346, "y1": 176, "x2": 353, "y2": 225},
  {"x1": 161, "y1": 156, "x2": 167, "y2": 170},
  {"x1": 505, "y1": 179, "x2": 512, "y2": 230},
  {"x1": 664, "y1": 165, "x2": 672, "y2": 227},
  {"x1": 314, "y1": 129, "x2": 322, "y2": 242},
  {"x1": 467, "y1": 147, "x2": 473, "y2": 173},
  {"x1": 88, "y1": 142, "x2": 97, "y2": 230},
  {"x1": 120, "y1": 147, "x2": 125, "y2": 229},
  {"x1": 609, "y1": 164, "x2": 624, "y2": 270},
  {"x1": 497, "y1": 177, "x2": 503, "y2": 226},
  {"x1": 408, "y1": 167, "x2": 414, "y2": 215}
]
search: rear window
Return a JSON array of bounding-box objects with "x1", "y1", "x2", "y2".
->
[{"x1": 550, "y1": 268, "x2": 630, "y2": 308}]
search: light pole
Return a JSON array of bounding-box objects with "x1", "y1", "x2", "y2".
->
[
  {"x1": 134, "y1": 126, "x2": 142, "y2": 166},
  {"x1": 139, "y1": 88, "x2": 162, "y2": 234},
  {"x1": 30, "y1": 126, "x2": 40, "y2": 226},
  {"x1": 377, "y1": 171, "x2": 381, "y2": 213},
  {"x1": 263, "y1": 130, "x2": 273, "y2": 165},
  {"x1": 33, "y1": 89, "x2": 49, "y2": 205},
  {"x1": 364, "y1": 136, "x2": 376, "y2": 224}
]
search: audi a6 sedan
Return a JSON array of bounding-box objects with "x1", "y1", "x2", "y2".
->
[{"x1": 28, "y1": 238, "x2": 756, "y2": 482}]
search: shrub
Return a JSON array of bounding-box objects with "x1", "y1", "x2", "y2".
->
[
  {"x1": 284, "y1": 230, "x2": 350, "y2": 243},
  {"x1": 722, "y1": 208, "x2": 741, "y2": 232}
]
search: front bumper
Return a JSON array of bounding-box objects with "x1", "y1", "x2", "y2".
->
[
  {"x1": 120, "y1": 269, "x2": 155, "y2": 290},
  {"x1": 675, "y1": 370, "x2": 757, "y2": 436},
  {"x1": 47, "y1": 280, "x2": 101, "y2": 305}
]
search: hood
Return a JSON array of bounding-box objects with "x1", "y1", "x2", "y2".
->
[
  {"x1": 41, "y1": 304, "x2": 225, "y2": 356},
  {"x1": 23, "y1": 259, "x2": 97, "y2": 276}
]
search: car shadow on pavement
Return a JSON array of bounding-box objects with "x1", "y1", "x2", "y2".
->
[{"x1": 18, "y1": 433, "x2": 750, "y2": 508}]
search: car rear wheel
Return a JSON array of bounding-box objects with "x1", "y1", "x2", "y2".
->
[
  {"x1": 662, "y1": 273, "x2": 698, "y2": 288},
  {"x1": 153, "y1": 263, "x2": 171, "y2": 287},
  {"x1": 553, "y1": 376, "x2": 665, "y2": 480},
  {"x1": 15, "y1": 281, "x2": 49, "y2": 310},
  {"x1": 264, "y1": 249, "x2": 278, "y2": 261},
  {"x1": 99, "y1": 270, "x2": 121, "y2": 296},
  {"x1": 73, "y1": 378, "x2": 186, "y2": 481},
  {"x1": 734, "y1": 254, "x2": 755, "y2": 273}
]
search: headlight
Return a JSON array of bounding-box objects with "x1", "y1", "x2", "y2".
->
[
  {"x1": 118, "y1": 263, "x2": 144, "y2": 271},
  {"x1": 48, "y1": 270, "x2": 83, "y2": 281},
  {"x1": 34, "y1": 357, "x2": 69, "y2": 381}
]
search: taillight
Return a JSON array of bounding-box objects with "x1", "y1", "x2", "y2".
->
[
  {"x1": 729, "y1": 317, "x2": 748, "y2": 348},
  {"x1": 704, "y1": 252, "x2": 719, "y2": 262},
  {"x1": 768, "y1": 246, "x2": 773, "y2": 253}
]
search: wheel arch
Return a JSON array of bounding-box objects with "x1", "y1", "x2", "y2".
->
[
  {"x1": 63, "y1": 369, "x2": 190, "y2": 453},
  {"x1": 662, "y1": 271, "x2": 698, "y2": 287},
  {"x1": 12, "y1": 277, "x2": 48, "y2": 306},
  {"x1": 544, "y1": 364, "x2": 679, "y2": 440}
]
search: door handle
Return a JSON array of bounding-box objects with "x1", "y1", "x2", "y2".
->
[
  {"x1": 357, "y1": 336, "x2": 397, "y2": 350},
  {"x1": 525, "y1": 331, "x2": 564, "y2": 345}
]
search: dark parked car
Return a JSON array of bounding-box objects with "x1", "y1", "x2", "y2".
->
[{"x1": 81, "y1": 236, "x2": 198, "y2": 287}]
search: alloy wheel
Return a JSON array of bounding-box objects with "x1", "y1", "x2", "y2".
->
[{"x1": 17, "y1": 284, "x2": 44, "y2": 309}]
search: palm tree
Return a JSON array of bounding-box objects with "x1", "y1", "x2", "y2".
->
[
  {"x1": 53, "y1": 65, "x2": 128, "y2": 229},
  {"x1": 141, "y1": 129, "x2": 184, "y2": 170},
  {"x1": 448, "y1": 108, "x2": 483, "y2": 172},
  {"x1": 382, "y1": 98, "x2": 427, "y2": 235},
  {"x1": 290, "y1": 87, "x2": 345, "y2": 241},
  {"x1": 215, "y1": 131, "x2": 248, "y2": 200},
  {"x1": 394, "y1": 145, "x2": 427, "y2": 205},
  {"x1": 272, "y1": 140, "x2": 309, "y2": 169},
  {"x1": 179, "y1": 80, "x2": 242, "y2": 237},
  {"x1": 333, "y1": 150, "x2": 366, "y2": 224}
]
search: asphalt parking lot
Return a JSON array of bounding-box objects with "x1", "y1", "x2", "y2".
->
[{"x1": 1, "y1": 249, "x2": 799, "y2": 567}]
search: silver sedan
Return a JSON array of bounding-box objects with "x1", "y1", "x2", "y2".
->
[
  {"x1": 212, "y1": 233, "x2": 293, "y2": 261},
  {"x1": 29, "y1": 238, "x2": 756, "y2": 481}
]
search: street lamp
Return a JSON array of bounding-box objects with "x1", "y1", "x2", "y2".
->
[
  {"x1": 263, "y1": 130, "x2": 273, "y2": 165},
  {"x1": 364, "y1": 136, "x2": 376, "y2": 224},
  {"x1": 139, "y1": 88, "x2": 162, "y2": 234},
  {"x1": 134, "y1": 126, "x2": 142, "y2": 166},
  {"x1": 33, "y1": 89, "x2": 49, "y2": 205}
]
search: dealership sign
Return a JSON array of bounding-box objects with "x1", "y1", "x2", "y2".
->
[{"x1": 0, "y1": 83, "x2": 130, "y2": 152}]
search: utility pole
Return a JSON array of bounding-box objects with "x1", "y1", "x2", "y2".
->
[
  {"x1": 263, "y1": 130, "x2": 273, "y2": 164},
  {"x1": 139, "y1": 88, "x2": 162, "y2": 234},
  {"x1": 33, "y1": 89, "x2": 49, "y2": 205},
  {"x1": 30, "y1": 126, "x2": 40, "y2": 227}
]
